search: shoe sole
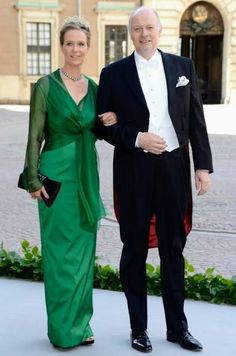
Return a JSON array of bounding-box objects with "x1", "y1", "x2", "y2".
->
[
  {"x1": 81, "y1": 339, "x2": 95, "y2": 346},
  {"x1": 132, "y1": 344, "x2": 152, "y2": 353},
  {"x1": 167, "y1": 338, "x2": 202, "y2": 351}
]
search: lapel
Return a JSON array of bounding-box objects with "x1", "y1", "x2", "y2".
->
[
  {"x1": 160, "y1": 50, "x2": 178, "y2": 120},
  {"x1": 123, "y1": 51, "x2": 178, "y2": 117},
  {"x1": 122, "y1": 51, "x2": 181, "y2": 122},
  {"x1": 123, "y1": 53, "x2": 148, "y2": 109}
]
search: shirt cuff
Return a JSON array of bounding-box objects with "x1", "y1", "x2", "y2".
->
[
  {"x1": 135, "y1": 132, "x2": 141, "y2": 148},
  {"x1": 196, "y1": 169, "x2": 209, "y2": 173}
]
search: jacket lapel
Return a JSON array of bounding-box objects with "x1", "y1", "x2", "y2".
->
[
  {"x1": 123, "y1": 53, "x2": 148, "y2": 109},
  {"x1": 160, "y1": 50, "x2": 177, "y2": 121},
  {"x1": 122, "y1": 51, "x2": 179, "y2": 120}
]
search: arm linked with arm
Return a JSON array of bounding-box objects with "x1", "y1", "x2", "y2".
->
[{"x1": 95, "y1": 67, "x2": 139, "y2": 150}]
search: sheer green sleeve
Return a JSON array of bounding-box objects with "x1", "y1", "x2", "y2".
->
[{"x1": 24, "y1": 81, "x2": 47, "y2": 192}]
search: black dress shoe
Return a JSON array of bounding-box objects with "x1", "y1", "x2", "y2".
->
[
  {"x1": 81, "y1": 336, "x2": 95, "y2": 345},
  {"x1": 167, "y1": 330, "x2": 203, "y2": 351},
  {"x1": 131, "y1": 330, "x2": 152, "y2": 353}
]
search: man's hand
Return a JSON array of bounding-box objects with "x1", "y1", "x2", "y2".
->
[
  {"x1": 195, "y1": 170, "x2": 211, "y2": 196},
  {"x1": 138, "y1": 132, "x2": 167, "y2": 155}
]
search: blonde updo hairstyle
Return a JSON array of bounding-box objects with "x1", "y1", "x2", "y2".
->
[{"x1": 60, "y1": 16, "x2": 91, "y2": 46}]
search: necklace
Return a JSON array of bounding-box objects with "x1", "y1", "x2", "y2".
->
[{"x1": 61, "y1": 68, "x2": 82, "y2": 81}]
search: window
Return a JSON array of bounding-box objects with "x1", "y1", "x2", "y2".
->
[
  {"x1": 105, "y1": 25, "x2": 127, "y2": 65},
  {"x1": 26, "y1": 22, "x2": 51, "y2": 75}
]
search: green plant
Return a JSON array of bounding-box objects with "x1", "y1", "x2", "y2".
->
[
  {"x1": 1, "y1": 241, "x2": 236, "y2": 305},
  {"x1": 94, "y1": 260, "x2": 121, "y2": 291},
  {"x1": 146, "y1": 263, "x2": 161, "y2": 296},
  {"x1": 0, "y1": 240, "x2": 43, "y2": 280},
  {"x1": 185, "y1": 262, "x2": 236, "y2": 304}
]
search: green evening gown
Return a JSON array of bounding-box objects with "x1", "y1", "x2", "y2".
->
[{"x1": 23, "y1": 69, "x2": 105, "y2": 347}]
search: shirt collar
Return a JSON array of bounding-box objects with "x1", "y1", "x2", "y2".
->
[{"x1": 134, "y1": 50, "x2": 160, "y2": 69}]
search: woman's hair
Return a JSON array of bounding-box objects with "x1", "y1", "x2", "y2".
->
[{"x1": 60, "y1": 16, "x2": 91, "y2": 46}]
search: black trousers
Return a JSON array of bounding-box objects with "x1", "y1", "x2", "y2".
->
[{"x1": 118, "y1": 147, "x2": 189, "y2": 333}]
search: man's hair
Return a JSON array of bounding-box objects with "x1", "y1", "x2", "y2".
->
[
  {"x1": 128, "y1": 6, "x2": 162, "y2": 33},
  {"x1": 60, "y1": 16, "x2": 91, "y2": 46}
]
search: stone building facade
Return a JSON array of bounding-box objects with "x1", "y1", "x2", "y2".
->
[{"x1": 0, "y1": 0, "x2": 235, "y2": 104}]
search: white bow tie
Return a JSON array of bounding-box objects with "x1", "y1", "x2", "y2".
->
[{"x1": 137, "y1": 58, "x2": 159, "y2": 71}]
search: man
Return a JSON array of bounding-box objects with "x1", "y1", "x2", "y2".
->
[{"x1": 96, "y1": 6, "x2": 213, "y2": 353}]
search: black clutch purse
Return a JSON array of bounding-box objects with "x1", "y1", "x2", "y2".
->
[{"x1": 17, "y1": 173, "x2": 61, "y2": 207}]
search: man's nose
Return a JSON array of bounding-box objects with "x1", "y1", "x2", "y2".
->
[{"x1": 141, "y1": 28, "x2": 148, "y2": 36}]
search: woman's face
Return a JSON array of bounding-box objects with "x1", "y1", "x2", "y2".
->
[{"x1": 61, "y1": 29, "x2": 89, "y2": 68}]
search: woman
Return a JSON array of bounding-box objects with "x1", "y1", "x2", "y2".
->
[{"x1": 22, "y1": 16, "x2": 116, "y2": 349}]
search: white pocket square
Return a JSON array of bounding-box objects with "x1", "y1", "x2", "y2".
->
[{"x1": 176, "y1": 76, "x2": 189, "y2": 88}]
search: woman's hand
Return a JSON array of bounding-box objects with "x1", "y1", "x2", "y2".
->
[
  {"x1": 30, "y1": 186, "x2": 49, "y2": 200},
  {"x1": 98, "y1": 112, "x2": 117, "y2": 126}
]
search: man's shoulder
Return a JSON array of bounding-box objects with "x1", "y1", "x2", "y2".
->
[
  {"x1": 160, "y1": 50, "x2": 191, "y2": 65},
  {"x1": 102, "y1": 55, "x2": 133, "y2": 73}
]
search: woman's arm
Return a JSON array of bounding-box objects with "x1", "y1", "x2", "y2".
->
[{"x1": 24, "y1": 82, "x2": 46, "y2": 193}]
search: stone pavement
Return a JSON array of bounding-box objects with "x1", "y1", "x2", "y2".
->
[{"x1": 0, "y1": 104, "x2": 236, "y2": 278}]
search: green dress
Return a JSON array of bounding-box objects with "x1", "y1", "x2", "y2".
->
[{"x1": 23, "y1": 69, "x2": 105, "y2": 347}]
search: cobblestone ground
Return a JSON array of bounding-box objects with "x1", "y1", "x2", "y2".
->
[{"x1": 1, "y1": 106, "x2": 236, "y2": 278}]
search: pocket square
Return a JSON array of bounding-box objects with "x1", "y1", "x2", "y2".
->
[{"x1": 176, "y1": 76, "x2": 189, "y2": 88}]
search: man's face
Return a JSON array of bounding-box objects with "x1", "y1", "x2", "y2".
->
[{"x1": 130, "y1": 9, "x2": 161, "y2": 59}]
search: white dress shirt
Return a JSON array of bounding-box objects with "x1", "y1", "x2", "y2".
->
[{"x1": 134, "y1": 50, "x2": 179, "y2": 152}]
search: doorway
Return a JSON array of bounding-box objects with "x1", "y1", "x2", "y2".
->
[{"x1": 180, "y1": 2, "x2": 224, "y2": 104}]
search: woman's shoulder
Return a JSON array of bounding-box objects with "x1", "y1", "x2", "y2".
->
[
  {"x1": 34, "y1": 69, "x2": 61, "y2": 96},
  {"x1": 85, "y1": 76, "x2": 98, "y2": 95},
  {"x1": 86, "y1": 76, "x2": 98, "y2": 88},
  {"x1": 36, "y1": 74, "x2": 50, "y2": 90},
  {"x1": 36, "y1": 69, "x2": 60, "y2": 87}
]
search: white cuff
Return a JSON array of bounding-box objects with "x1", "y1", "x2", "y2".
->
[{"x1": 135, "y1": 132, "x2": 141, "y2": 148}]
